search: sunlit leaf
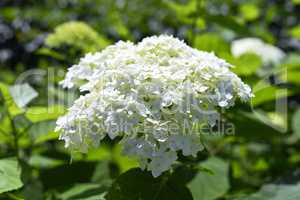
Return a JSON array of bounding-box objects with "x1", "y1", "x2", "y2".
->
[
  {"x1": 0, "y1": 82, "x2": 23, "y2": 116},
  {"x1": 0, "y1": 116, "x2": 12, "y2": 144},
  {"x1": 224, "y1": 53, "x2": 262, "y2": 76},
  {"x1": 25, "y1": 105, "x2": 65, "y2": 123},
  {"x1": 194, "y1": 33, "x2": 230, "y2": 54},
  {"x1": 289, "y1": 26, "x2": 300, "y2": 39},
  {"x1": 293, "y1": 0, "x2": 300, "y2": 4},
  {"x1": 85, "y1": 145, "x2": 112, "y2": 161},
  {"x1": 240, "y1": 3, "x2": 260, "y2": 21},
  {"x1": 166, "y1": 0, "x2": 196, "y2": 23},
  {"x1": 113, "y1": 145, "x2": 139, "y2": 173},
  {"x1": 283, "y1": 70, "x2": 300, "y2": 85},
  {"x1": 46, "y1": 21, "x2": 110, "y2": 53},
  {"x1": 0, "y1": 157, "x2": 23, "y2": 194},
  {"x1": 28, "y1": 155, "x2": 65, "y2": 169},
  {"x1": 281, "y1": 53, "x2": 300, "y2": 70},
  {"x1": 251, "y1": 81, "x2": 292, "y2": 106}
]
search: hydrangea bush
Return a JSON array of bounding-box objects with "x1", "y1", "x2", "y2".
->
[{"x1": 56, "y1": 35, "x2": 253, "y2": 177}]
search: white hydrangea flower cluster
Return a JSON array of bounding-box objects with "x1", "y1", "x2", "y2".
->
[
  {"x1": 231, "y1": 37, "x2": 285, "y2": 65},
  {"x1": 56, "y1": 35, "x2": 252, "y2": 177}
]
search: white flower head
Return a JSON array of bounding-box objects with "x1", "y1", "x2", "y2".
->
[
  {"x1": 231, "y1": 37, "x2": 285, "y2": 65},
  {"x1": 56, "y1": 35, "x2": 253, "y2": 177}
]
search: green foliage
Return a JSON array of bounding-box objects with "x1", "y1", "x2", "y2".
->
[
  {"x1": 0, "y1": 157, "x2": 23, "y2": 194},
  {"x1": 239, "y1": 3, "x2": 260, "y2": 21},
  {"x1": 194, "y1": 33, "x2": 230, "y2": 54},
  {"x1": 112, "y1": 145, "x2": 139, "y2": 173},
  {"x1": 46, "y1": 21, "x2": 110, "y2": 53},
  {"x1": 106, "y1": 168, "x2": 193, "y2": 200},
  {"x1": 289, "y1": 26, "x2": 300, "y2": 39},
  {"x1": 224, "y1": 53, "x2": 262, "y2": 76},
  {"x1": 282, "y1": 53, "x2": 300, "y2": 70},
  {"x1": 236, "y1": 182, "x2": 300, "y2": 200},
  {"x1": 28, "y1": 155, "x2": 64, "y2": 169},
  {"x1": 0, "y1": 83, "x2": 24, "y2": 116},
  {"x1": 293, "y1": 0, "x2": 300, "y2": 5},
  {"x1": 292, "y1": 108, "x2": 300, "y2": 138},
  {"x1": 251, "y1": 83, "x2": 292, "y2": 106},
  {"x1": 188, "y1": 157, "x2": 229, "y2": 200},
  {"x1": 58, "y1": 183, "x2": 106, "y2": 200},
  {"x1": 28, "y1": 120, "x2": 58, "y2": 143},
  {"x1": 25, "y1": 105, "x2": 65, "y2": 123},
  {"x1": 0, "y1": 0, "x2": 300, "y2": 199}
]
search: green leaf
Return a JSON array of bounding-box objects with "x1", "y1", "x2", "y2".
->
[
  {"x1": 113, "y1": 145, "x2": 139, "y2": 173},
  {"x1": 0, "y1": 116, "x2": 12, "y2": 144},
  {"x1": 58, "y1": 183, "x2": 106, "y2": 200},
  {"x1": 252, "y1": 25, "x2": 276, "y2": 43},
  {"x1": 289, "y1": 26, "x2": 300, "y2": 39},
  {"x1": 85, "y1": 145, "x2": 112, "y2": 161},
  {"x1": 106, "y1": 168, "x2": 193, "y2": 200},
  {"x1": 91, "y1": 161, "x2": 114, "y2": 185},
  {"x1": 235, "y1": 182, "x2": 300, "y2": 200},
  {"x1": 292, "y1": 108, "x2": 300, "y2": 138},
  {"x1": 194, "y1": 33, "x2": 230, "y2": 54},
  {"x1": 224, "y1": 53, "x2": 262, "y2": 76},
  {"x1": 0, "y1": 70, "x2": 15, "y2": 84},
  {"x1": 229, "y1": 111, "x2": 283, "y2": 139},
  {"x1": 9, "y1": 83, "x2": 38, "y2": 108},
  {"x1": 166, "y1": 0, "x2": 197, "y2": 23},
  {"x1": 204, "y1": 14, "x2": 249, "y2": 35},
  {"x1": 240, "y1": 3, "x2": 259, "y2": 21},
  {"x1": 293, "y1": 0, "x2": 300, "y2": 5},
  {"x1": 46, "y1": 21, "x2": 110, "y2": 53},
  {"x1": 28, "y1": 120, "x2": 58, "y2": 144},
  {"x1": 0, "y1": 157, "x2": 23, "y2": 194},
  {"x1": 251, "y1": 81, "x2": 292, "y2": 106},
  {"x1": 28, "y1": 155, "x2": 65, "y2": 169},
  {"x1": 167, "y1": 0, "x2": 249, "y2": 34},
  {"x1": 252, "y1": 87, "x2": 291, "y2": 106},
  {"x1": 0, "y1": 82, "x2": 23, "y2": 116},
  {"x1": 281, "y1": 53, "x2": 300, "y2": 70},
  {"x1": 188, "y1": 157, "x2": 229, "y2": 200},
  {"x1": 282, "y1": 70, "x2": 300, "y2": 85},
  {"x1": 25, "y1": 105, "x2": 65, "y2": 123}
]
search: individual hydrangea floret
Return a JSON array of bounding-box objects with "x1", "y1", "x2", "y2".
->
[
  {"x1": 231, "y1": 37, "x2": 285, "y2": 65},
  {"x1": 56, "y1": 35, "x2": 253, "y2": 177}
]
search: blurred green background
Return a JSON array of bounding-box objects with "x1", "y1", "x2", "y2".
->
[{"x1": 1, "y1": 0, "x2": 300, "y2": 199}]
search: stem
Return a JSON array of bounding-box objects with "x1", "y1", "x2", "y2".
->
[
  {"x1": 4, "y1": 106, "x2": 20, "y2": 161},
  {"x1": 9, "y1": 113, "x2": 20, "y2": 160}
]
